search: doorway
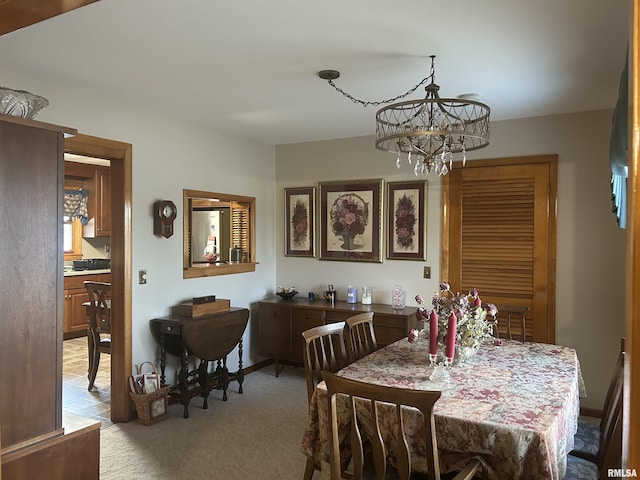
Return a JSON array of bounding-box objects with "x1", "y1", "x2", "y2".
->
[{"x1": 64, "y1": 133, "x2": 133, "y2": 423}]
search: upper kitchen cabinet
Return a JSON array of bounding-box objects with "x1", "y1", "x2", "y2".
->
[
  {"x1": 64, "y1": 160, "x2": 111, "y2": 238},
  {"x1": 83, "y1": 165, "x2": 111, "y2": 237}
]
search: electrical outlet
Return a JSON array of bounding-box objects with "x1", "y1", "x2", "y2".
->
[
  {"x1": 138, "y1": 269, "x2": 147, "y2": 285},
  {"x1": 423, "y1": 266, "x2": 431, "y2": 279}
]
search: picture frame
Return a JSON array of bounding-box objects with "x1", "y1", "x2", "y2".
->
[
  {"x1": 387, "y1": 180, "x2": 427, "y2": 260},
  {"x1": 284, "y1": 187, "x2": 316, "y2": 257},
  {"x1": 319, "y1": 179, "x2": 383, "y2": 263}
]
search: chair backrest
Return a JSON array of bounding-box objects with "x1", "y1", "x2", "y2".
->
[
  {"x1": 84, "y1": 281, "x2": 111, "y2": 333},
  {"x1": 597, "y1": 338, "x2": 625, "y2": 470},
  {"x1": 302, "y1": 322, "x2": 348, "y2": 405},
  {"x1": 346, "y1": 312, "x2": 377, "y2": 362},
  {"x1": 322, "y1": 371, "x2": 482, "y2": 480},
  {"x1": 493, "y1": 304, "x2": 529, "y2": 342}
]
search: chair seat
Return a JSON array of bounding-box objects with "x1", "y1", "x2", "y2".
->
[
  {"x1": 563, "y1": 455, "x2": 597, "y2": 480},
  {"x1": 570, "y1": 419, "x2": 600, "y2": 458}
]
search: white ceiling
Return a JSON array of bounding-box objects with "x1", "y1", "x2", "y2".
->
[{"x1": 0, "y1": 0, "x2": 630, "y2": 146}]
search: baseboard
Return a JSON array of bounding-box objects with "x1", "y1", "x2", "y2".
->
[{"x1": 580, "y1": 406, "x2": 602, "y2": 418}]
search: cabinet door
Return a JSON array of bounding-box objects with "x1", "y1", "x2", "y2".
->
[
  {"x1": 373, "y1": 314, "x2": 410, "y2": 347},
  {"x1": 258, "y1": 304, "x2": 291, "y2": 359},
  {"x1": 94, "y1": 166, "x2": 111, "y2": 236},
  {"x1": 82, "y1": 166, "x2": 111, "y2": 238},
  {"x1": 69, "y1": 289, "x2": 90, "y2": 334},
  {"x1": 291, "y1": 307, "x2": 324, "y2": 364}
]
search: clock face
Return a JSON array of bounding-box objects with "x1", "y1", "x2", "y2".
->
[{"x1": 162, "y1": 205, "x2": 173, "y2": 218}]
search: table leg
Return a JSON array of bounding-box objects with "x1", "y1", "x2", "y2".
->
[
  {"x1": 159, "y1": 332, "x2": 167, "y2": 386},
  {"x1": 237, "y1": 337, "x2": 244, "y2": 394},
  {"x1": 179, "y1": 344, "x2": 191, "y2": 418},
  {"x1": 198, "y1": 360, "x2": 210, "y2": 409}
]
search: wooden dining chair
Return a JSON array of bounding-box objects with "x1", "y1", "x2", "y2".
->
[
  {"x1": 322, "y1": 371, "x2": 483, "y2": 480},
  {"x1": 302, "y1": 322, "x2": 349, "y2": 480},
  {"x1": 564, "y1": 363, "x2": 623, "y2": 479},
  {"x1": 493, "y1": 304, "x2": 529, "y2": 342},
  {"x1": 346, "y1": 312, "x2": 377, "y2": 363},
  {"x1": 84, "y1": 281, "x2": 111, "y2": 391},
  {"x1": 569, "y1": 337, "x2": 625, "y2": 468}
]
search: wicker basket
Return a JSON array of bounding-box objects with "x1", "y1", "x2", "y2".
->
[{"x1": 130, "y1": 385, "x2": 170, "y2": 425}]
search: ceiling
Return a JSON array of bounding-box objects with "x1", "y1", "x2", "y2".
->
[{"x1": 0, "y1": 0, "x2": 630, "y2": 146}]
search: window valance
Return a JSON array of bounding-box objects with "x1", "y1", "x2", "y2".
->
[{"x1": 64, "y1": 189, "x2": 89, "y2": 224}]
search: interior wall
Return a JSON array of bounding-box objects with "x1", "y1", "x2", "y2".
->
[
  {"x1": 2, "y1": 69, "x2": 277, "y2": 376},
  {"x1": 275, "y1": 109, "x2": 626, "y2": 409}
]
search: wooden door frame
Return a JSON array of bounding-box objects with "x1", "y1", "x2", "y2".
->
[
  {"x1": 64, "y1": 134, "x2": 133, "y2": 423},
  {"x1": 626, "y1": 0, "x2": 639, "y2": 468}
]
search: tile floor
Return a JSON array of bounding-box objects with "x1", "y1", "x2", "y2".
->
[{"x1": 63, "y1": 336, "x2": 112, "y2": 428}]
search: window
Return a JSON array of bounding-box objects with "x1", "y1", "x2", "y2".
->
[{"x1": 63, "y1": 215, "x2": 83, "y2": 260}]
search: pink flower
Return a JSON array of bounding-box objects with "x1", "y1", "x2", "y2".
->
[
  {"x1": 408, "y1": 328, "x2": 419, "y2": 343},
  {"x1": 415, "y1": 307, "x2": 428, "y2": 321},
  {"x1": 439, "y1": 282, "x2": 450, "y2": 291},
  {"x1": 486, "y1": 303, "x2": 498, "y2": 317},
  {"x1": 415, "y1": 294, "x2": 424, "y2": 304}
]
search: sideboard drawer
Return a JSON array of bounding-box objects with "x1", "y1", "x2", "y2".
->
[{"x1": 324, "y1": 310, "x2": 356, "y2": 323}]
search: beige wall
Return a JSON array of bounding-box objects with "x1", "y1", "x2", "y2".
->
[{"x1": 275, "y1": 110, "x2": 626, "y2": 409}]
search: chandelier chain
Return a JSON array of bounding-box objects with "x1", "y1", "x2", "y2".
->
[{"x1": 327, "y1": 75, "x2": 431, "y2": 107}]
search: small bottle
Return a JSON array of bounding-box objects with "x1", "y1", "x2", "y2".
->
[
  {"x1": 361, "y1": 286, "x2": 372, "y2": 305},
  {"x1": 347, "y1": 285, "x2": 357, "y2": 304},
  {"x1": 391, "y1": 285, "x2": 406, "y2": 309}
]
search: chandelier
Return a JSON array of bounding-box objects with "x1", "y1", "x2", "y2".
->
[{"x1": 319, "y1": 55, "x2": 490, "y2": 176}]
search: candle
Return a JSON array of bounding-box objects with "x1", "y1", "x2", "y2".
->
[
  {"x1": 446, "y1": 312, "x2": 457, "y2": 359},
  {"x1": 429, "y1": 311, "x2": 438, "y2": 355}
]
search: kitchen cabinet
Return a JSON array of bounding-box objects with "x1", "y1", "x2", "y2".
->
[
  {"x1": 258, "y1": 298, "x2": 417, "y2": 374},
  {"x1": 63, "y1": 273, "x2": 111, "y2": 338},
  {"x1": 83, "y1": 165, "x2": 111, "y2": 237}
]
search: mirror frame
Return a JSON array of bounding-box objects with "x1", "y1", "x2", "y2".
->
[{"x1": 183, "y1": 188, "x2": 257, "y2": 278}]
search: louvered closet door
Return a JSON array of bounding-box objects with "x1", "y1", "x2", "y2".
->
[{"x1": 442, "y1": 156, "x2": 557, "y2": 343}]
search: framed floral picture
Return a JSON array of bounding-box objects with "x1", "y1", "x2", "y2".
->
[
  {"x1": 319, "y1": 179, "x2": 383, "y2": 263},
  {"x1": 285, "y1": 187, "x2": 315, "y2": 257},
  {"x1": 387, "y1": 180, "x2": 427, "y2": 260}
]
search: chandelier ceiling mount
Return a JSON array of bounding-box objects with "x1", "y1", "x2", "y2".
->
[{"x1": 318, "y1": 55, "x2": 490, "y2": 176}]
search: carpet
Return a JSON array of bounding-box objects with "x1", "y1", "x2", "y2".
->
[{"x1": 100, "y1": 366, "x2": 310, "y2": 480}]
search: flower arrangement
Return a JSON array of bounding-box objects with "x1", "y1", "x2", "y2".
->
[
  {"x1": 410, "y1": 282, "x2": 498, "y2": 360},
  {"x1": 291, "y1": 199, "x2": 309, "y2": 247},
  {"x1": 329, "y1": 193, "x2": 368, "y2": 241},
  {"x1": 394, "y1": 193, "x2": 416, "y2": 249}
]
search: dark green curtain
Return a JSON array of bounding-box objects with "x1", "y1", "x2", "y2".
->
[{"x1": 610, "y1": 49, "x2": 628, "y2": 229}]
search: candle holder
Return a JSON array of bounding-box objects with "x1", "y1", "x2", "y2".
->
[{"x1": 429, "y1": 355, "x2": 452, "y2": 383}]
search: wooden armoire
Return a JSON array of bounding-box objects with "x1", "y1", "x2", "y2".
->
[{"x1": 0, "y1": 113, "x2": 100, "y2": 479}]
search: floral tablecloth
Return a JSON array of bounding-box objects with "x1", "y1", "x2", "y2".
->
[{"x1": 301, "y1": 339, "x2": 585, "y2": 480}]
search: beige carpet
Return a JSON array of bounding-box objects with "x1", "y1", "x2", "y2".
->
[{"x1": 100, "y1": 365, "x2": 310, "y2": 480}]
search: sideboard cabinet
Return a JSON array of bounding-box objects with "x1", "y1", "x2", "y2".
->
[{"x1": 258, "y1": 298, "x2": 418, "y2": 373}]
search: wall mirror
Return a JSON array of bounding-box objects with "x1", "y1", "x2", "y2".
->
[{"x1": 183, "y1": 189, "x2": 256, "y2": 278}]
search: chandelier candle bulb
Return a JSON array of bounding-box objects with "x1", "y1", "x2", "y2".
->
[
  {"x1": 446, "y1": 312, "x2": 457, "y2": 360},
  {"x1": 429, "y1": 311, "x2": 439, "y2": 356}
]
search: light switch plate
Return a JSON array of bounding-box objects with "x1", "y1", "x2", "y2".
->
[
  {"x1": 423, "y1": 266, "x2": 431, "y2": 279},
  {"x1": 138, "y1": 269, "x2": 147, "y2": 285}
]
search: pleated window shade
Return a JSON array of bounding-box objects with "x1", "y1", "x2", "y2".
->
[{"x1": 232, "y1": 204, "x2": 249, "y2": 261}]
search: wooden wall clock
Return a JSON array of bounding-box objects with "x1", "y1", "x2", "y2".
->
[{"x1": 153, "y1": 200, "x2": 177, "y2": 238}]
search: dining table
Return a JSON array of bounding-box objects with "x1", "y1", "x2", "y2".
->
[{"x1": 301, "y1": 338, "x2": 586, "y2": 480}]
